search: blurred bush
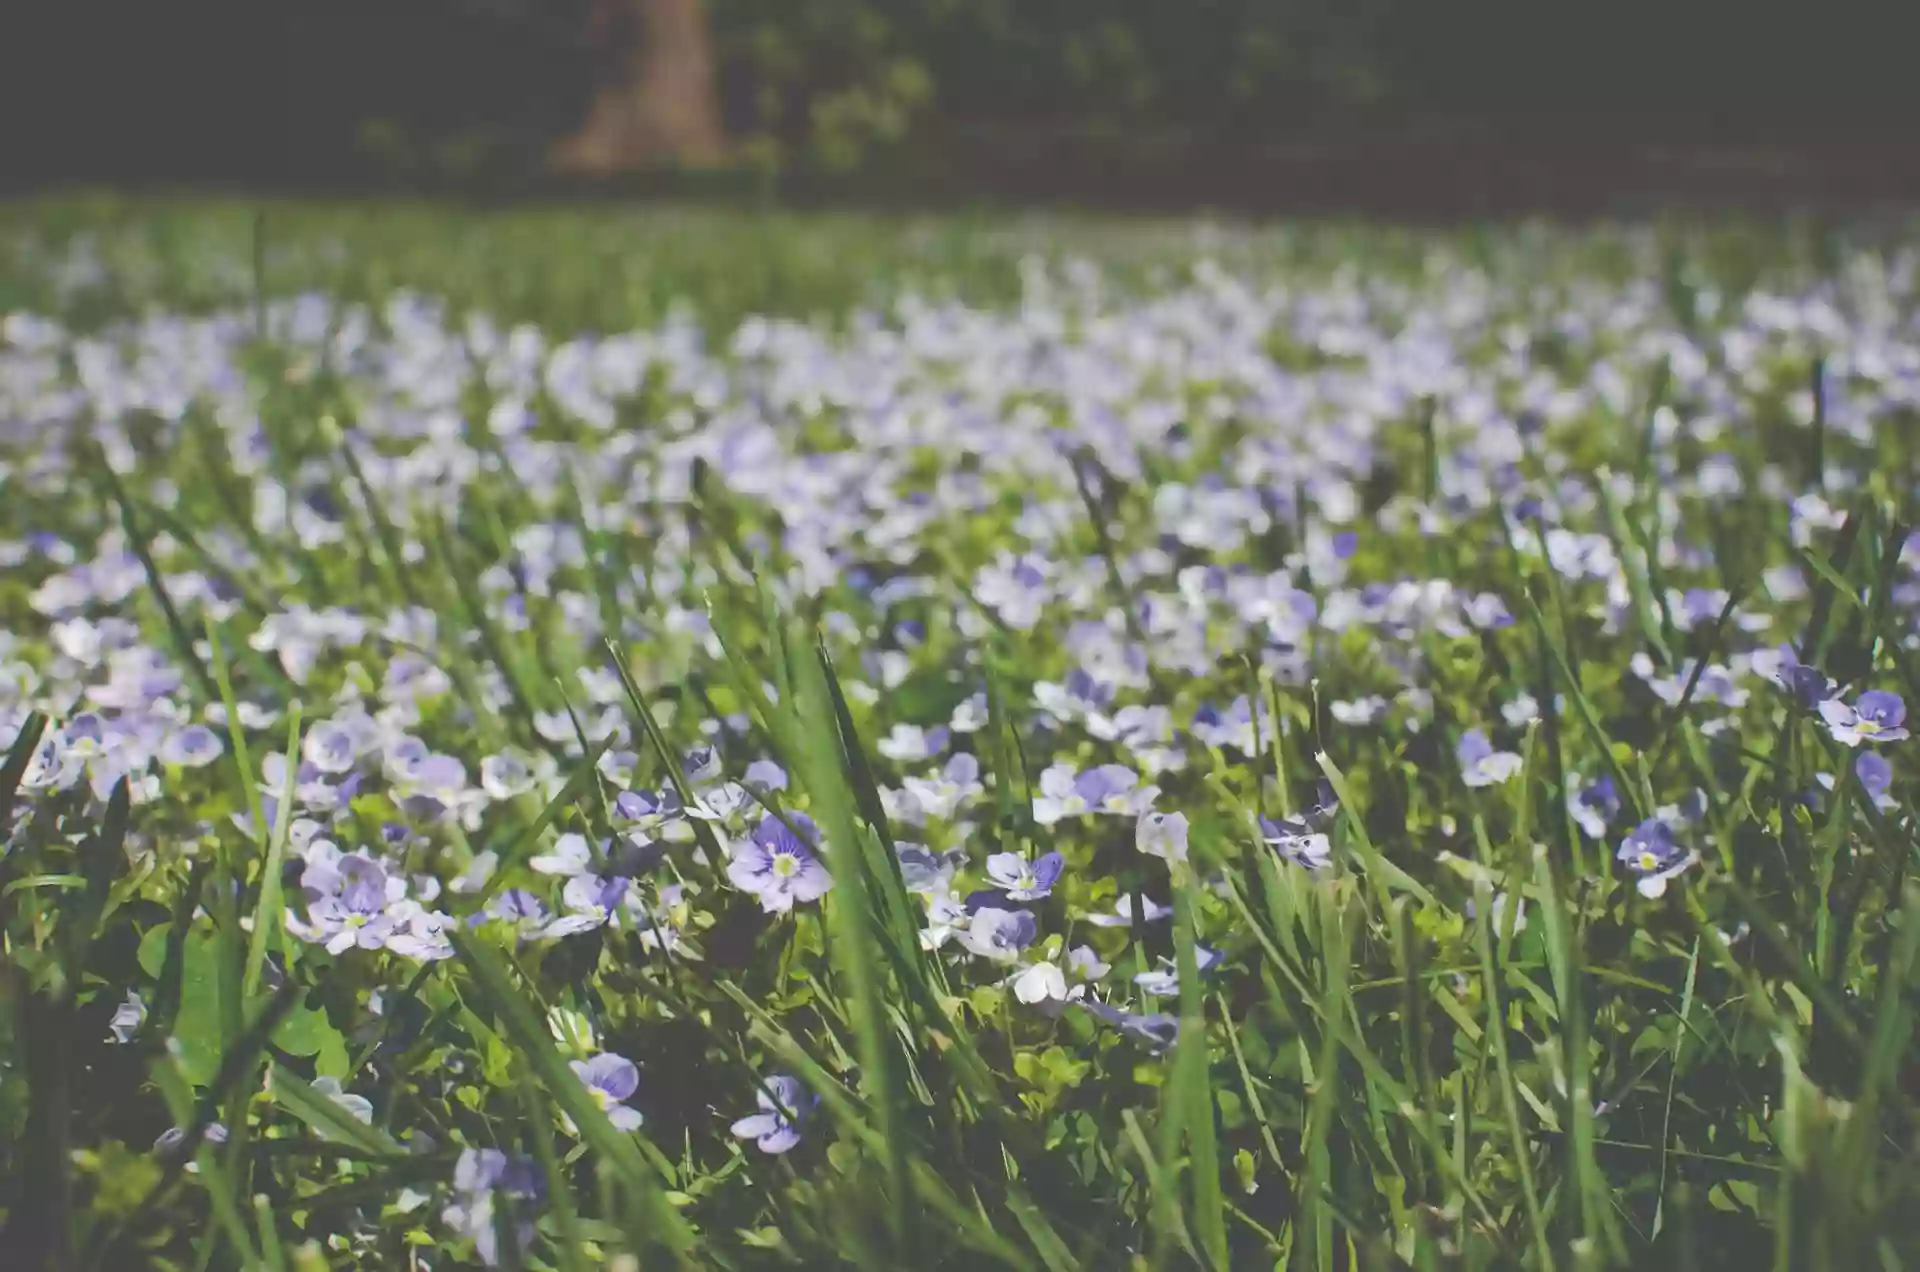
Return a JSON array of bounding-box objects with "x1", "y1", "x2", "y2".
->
[{"x1": 1, "y1": 0, "x2": 1914, "y2": 190}]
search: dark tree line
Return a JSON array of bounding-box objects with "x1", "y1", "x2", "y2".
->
[{"x1": 2, "y1": 0, "x2": 1916, "y2": 192}]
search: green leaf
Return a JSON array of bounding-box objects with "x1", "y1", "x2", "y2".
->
[
  {"x1": 272, "y1": 1001, "x2": 351, "y2": 1081},
  {"x1": 168, "y1": 929, "x2": 232, "y2": 1087}
]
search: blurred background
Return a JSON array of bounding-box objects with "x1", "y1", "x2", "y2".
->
[{"x1": 3, "y1": 0, "x2": 1919, "y2": 217}]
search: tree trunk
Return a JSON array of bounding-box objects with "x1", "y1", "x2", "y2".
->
[{"x1": 553, "y1": 0, "x2": 725, "y2": 175}]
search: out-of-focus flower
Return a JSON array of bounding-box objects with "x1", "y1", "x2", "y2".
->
[
  {"x1": 1569, "y1": 774, "x2": 1621, "y2": 839},
  {"x1": 876, "y1": 723, "x2": 950, "y2": 763},
  {"x1": 1260, "y1": 814, "x2": 1331, "y2": 869},
  {"x1": 730, "y1": 1074, "x2": 817, "y2": 1154},
  {"x1": 107, "y1": 989, "x2": 145, "y2": 1043},
  {"x1": 1133, "y1": 945, "x2": 1222, "y2": 996},
  {"x1": 1033, "y1": 762, "x2": 1155, "y2": 823},
  {"x1": 1085, "y1": 894, "x2": 1174, "y2": 927},
  {"x1": 443, "y1": 1148, "x2": 543, "y2": 1267},
  {"x1": 1458, "y1": 730, "x2": 1523, "y2": 787},
  {"x1": 1135, "y1": 809, "x2": 1190, "y2": 862},
  {"x1": 570, "y1": 1052, "x2": 645, "y2": 1131},
  {"x1": 1078, "y1": 1000, "x2": 1180, "y2": 1052}
]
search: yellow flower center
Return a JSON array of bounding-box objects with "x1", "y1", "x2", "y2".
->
[
  {"x1": 1858, "y1": 720, "x2": 1881, "y2": 735},
  {"x1": 772, "y1": 854, "x2": 799, "y2": 879},
  {"x1": 1636, "y1": 852, "x2": 1660, "y2": 872}
]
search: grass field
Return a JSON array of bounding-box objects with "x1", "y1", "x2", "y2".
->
[{"x1": 2, "y1": 198, "x2": 1919, "y2": 1270}]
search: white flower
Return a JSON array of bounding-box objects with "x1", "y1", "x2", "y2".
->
[
  {"x1": 1013, "y1": 962, "x2": 1069, "y2": 1004},
  {"x1": 1068, "y1": 945, "x2": 1111, "y2": 980},
  {"x1": 949, "y1": 693, "x2": 989, "y2": 733},
  {"x1": 1329, "y1": 696, "x2": 1388, "y2": 726},
  {"x1": 1500, "y1": 694, "x2": 1540, "y2": 727},
  {"x1": 918, "y1": 887, "x2": 967, "y2": 951},
  {"x1": 876, "y1": 724, "x2": 947, "y2": 763},
  {"x1": 1135, "y1": 810, "x2": 1190, "y2": 862},
  {"x1": 480, "y1": 751, "x2": 538, "y2": 800},
  {"x1": 530, "y1": 833, "x2": 593, "y2": 877}
]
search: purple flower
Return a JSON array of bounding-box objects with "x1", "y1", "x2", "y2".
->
[
  {"x1": 614, "y1": 787, "x2": 694, "y2": 843},
  {"x1": 683, "y1": 745, "x2": 722, "y2": 785},
  {"x1": 478, "y1": 888, "x2": 550, "y2": 932},
  {"x1": 1033, "y1": 762, "x2": 1156, "y2": 823},
  {"x1": 743, "y1": 758, "x2": 788, "y2": 791},
  {"x1": 894, "y1": 842, "x2": 965, "y2": 894},
  {"x1": 974, "y1": 552, "x2": 1050, "y2": 628},
  {"x1": 291, "y1": 852, "x2": 401, "y2": 953},
  {"x1": 1260, "y1": 814, "x2": 1331, "y2": 870},
  {"x1": 957, "y1": 906, "x2": 1038, "y2": 961},
  {"x1": 1463, "y1": 592, "x2": 1515, "y2": 630},
  {"x1": 1616, "y1": 817, "x2": 1697, "y2": 898},
  {"x1": 1821, "y1": 691, "x2": 1910, "y2": 747},
  {"x1": 1458, "y1": 729, "x2": 1523, "y2": 787},
  {"x1": 1190, "y1": 696, "x2": 1260, "y2": 753},
  {"x1": 480, "y1": 752, "x2": 538, "y2": 800},
  {"x1": 1671, "y1": 588, "x2": 1733, "y2": 632},
  {"x1": 158, "y1": 724, "x2": 224, "y2": 768},
  {"x1": 544, "y1": 873, "x2": 639, "y2": 937},
  {"x1": 302, "y1": 721, "x2": 359, "y2": 775},
  {"x1": 984, "y1": 850, "x2": 1065, "y2": 901},
  {"x1": 900, "y1": 752, "x2": 984, "y2": 821},
  {"x1": 1034, "y1": 669, "x2": 1118, "y2": 729},
  {"x1": 1569, "y1": 774, "x2": 1621, "y2": 839},
  {"x1": 1754, "y1": 644, "x2": 1837, "y2": 709},
  {"x1": 444, "y1": 1148, "x2": 543, "y2": 1267},
  {"x1": 726, "y1": 814, "x2": 833, "y2": 913},
  {"x1": 570, "y1": 1052, "x2": 645, "y2": 1131},
  {"x1": 1856, "y1": 751, "x2": 1896, "y2": 808},
  {"x1": 730, "y1": 1074, "x2": 817, "y2": 1155},
  {"x1": 1078, "y1": 1000, "x2": 1180, "y2": 1052},
  {"x1": 1823, "y1": 751, "x2": 1898, "y2": 811},
  {"x1": 876, "y1": 724, "x2": 950, "y2": 763}
]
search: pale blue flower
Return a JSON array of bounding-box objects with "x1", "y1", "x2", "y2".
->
[
  {"x1": 1133, "y1": 945, "x2": 1222, "y2": 996},
  {"x1": 1032, "y1": 762, "x2": 1156, "y2": 823},
  {"x1": 1260, "y1": 815, "x2": 1331, "y2": 870},
  {"x1": 1085, "y1": 894, "x2": 1174, "y2": 927},
  {"x1": 1821, "y1": 691, "x2": 1910, "y2": 747},
  {"x1": 727, "y1": 814, "x2": 833, "y2": 913},
  {"x1": 444, "y1": 1148, "x2": 542, "y2": 1267},
  {"x1": 571, "y1": 1052, "x2": 645, "y2": 1131},
  {"x1": 1616, "y1": 817, "x2": 1697, "y2": 898},
  {"x1": 957, "y1": 906, "x2": 1037, "y2": 961},
  {"x1": 1457, "y1": 730, "x2": 1523, "y2": 787},
  {"x1": 730, "y1": 1074, "x2": 816, "y2": 1155}
]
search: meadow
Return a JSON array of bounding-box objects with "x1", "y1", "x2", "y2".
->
[{"x1": 1, "y1": 199, "x2": 1917, "y2": 1270}]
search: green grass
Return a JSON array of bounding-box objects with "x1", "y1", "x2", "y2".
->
[{"x1": 0, "y1": 196, "x2": 1917, "y2": 1270}]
